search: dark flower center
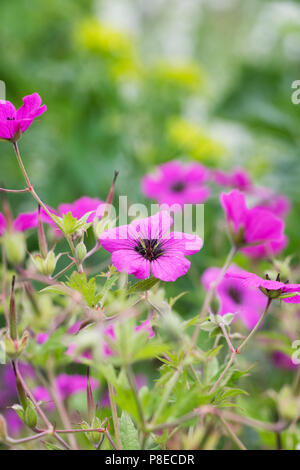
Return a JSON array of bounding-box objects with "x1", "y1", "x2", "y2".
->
[
  {"x1": 227, "y1": 286, "x2": 243, "y2": 304},
  {"x1": 171, "y1": 181, "x2": 186, "y2": 193},
  {"x1": 135, "y1": 238, "x2": 164, "y2": 261},
  {"x1": 7, "y1": 117, "x2": 15, "y2": 120}
]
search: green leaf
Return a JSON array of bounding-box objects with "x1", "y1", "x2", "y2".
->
[
  {"x1": 127, "y1": 277, "x2": 160, "y2": 294},
  {"x1": 119, "y1": 412, "x2": 140, "y2": 450},
  {"x1": 279, "y1": 292, "x2": 300, "y2": 300},
  {"x1": 61, "y1": 211, "x2": 93, "y2": 235},
  {"x1": 66, "y1": 272, "x2": 101, "y2": 308},
  {"x1": 222, "y1": 313, "x2": 235, "y2": 325}
]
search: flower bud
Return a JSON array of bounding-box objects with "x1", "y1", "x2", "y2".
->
[
  {"x1": 160, "y1": 312, "x2": 183, "y2": 343},
  {"x1": 0, "y1": 415, "x2": 7, "y2": 442},
  {"x1": 75, "y1": 241, "x2": 87, "y2": 263},
  {"x1": 93, "y1": 216, "x2": 115, "y2": 238},
  {"x1": 82, "y1": 417, "x2": 104, "y2": 445},
  {"x1": 24, "y1": 401, "x2": 37, "y2": 429},
  {"x1": 2, "y1": 231, "x2": 26, "y2": 265},
  {"x1": 32, "y1": 251, "x2": 57, "y2": 276},
  {"x1": 3, "y1": 330, "x2": 29, "y2": 360}
]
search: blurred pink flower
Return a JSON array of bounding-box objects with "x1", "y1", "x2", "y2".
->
[
  {"x1": 221, "y1": 189, "x2": 286, "y2": 258},
  {"x1": 36, "y1": 333, "x2": 50, "y2": 345},
  {"x1": 100, "y1": 211, "x2": 202, "y2": 281},
  {"x1": 58, "y1": 196, "x2": 103, "y2": 223},
  {"x1": 225, "y1": 269, "x2": 300, "y2": 303},
  {"x1": 213, "y1": 168, "x2": 253, "y2": 192},
  {"x1": 202, "y1": 265, "x2": 266, "y2": 329},
  {"x1": 0, "y1": 206, "x2": 55, "y2": 235},
  {"x1": 33, "y1": 374, "x2": 99, "y2": 410},
  {"x1": 254, "y1": 189, "x2": 291, "y2": 219},
  {"x1": 103, "y1": 320, "x2": 155, "y2": 357},
  {"x1": 3, "y1": 409, "x2": 23, "y2": 436},
  {"x1": 142, "y1": 160, "x2": 211, "y2": 207},
  {"x1": 272, "y1": 351, "x2": 297, "y2": 370},
  {"x1": 0, "y1": 93, "x2": 47, "y2": 141},
  {"x1": 100, "y1": 374, "x2": 147, "y2": 408}
]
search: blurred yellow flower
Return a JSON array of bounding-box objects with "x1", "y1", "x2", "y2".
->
[
  {"x1": 151, "y1": 61, "x2": 206, "y2": 92},
  {"x1": 77, "y1": 19, "x2": 140, "y2": 80},
  {"x1": 167, "y1": 118, "x2": 225, "y2": 162}
]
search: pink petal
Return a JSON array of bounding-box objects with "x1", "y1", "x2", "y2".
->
[
  {"x1": 220, "y1": 190, "x2": 247, "y2": 232},
  {"x1": 0, "y1": 212, "x2": 7, "y2": 235},
  {"x1": 244, "y1": 208, "x2": 284, "y2": 245},
  {"x1": 151, "y1": 253, "x2": 191, "y2": 281},
  {"x1": 161, "y1": 232, "x2": 203, "y2": 255},
  {"x1": 111, "y1": 249, "x2": 151, "y2": 279}
]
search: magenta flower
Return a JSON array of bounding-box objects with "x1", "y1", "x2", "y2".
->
[
  {"x1": 142, "y1": 160, "x2": 211, "y2": 207},
  {"x1": 0, "y1": 93, "x2": 47, "y2": 141},
  {"x1": 58, "y1": 196, "x2": 103, "y2": 223},
  {"x1": 3, "y1": 409, "x2": 23, "y2": 436},
  {"x1": 103, "y1": 320, "x2": 155, "y2": 357},
  {"x1": 0, "y1": 206, "x2": 54, "y2": 235},
  {"x1": 100, "y1": 374, "x2": 147, "y2": 408},
  {"x1": 254, "y1": 189, "x2": 291, "y2": 219},
  {"x1": 225, "y1": 269, "x2": 300, "y2": 303},
  {"x1": 99, "y1": 211, "x2": 202, "y2": 281},
  {"x1": 202, "y1": 265, "x2": 267, "y2": 329},
  {"x1": 272, "y1": 351, "x2": 297, "y2": 370},
  {"x1": 33, "y1": 374, "x2": 99, "y2": 409},
  {"x1": 213, "y1": 168, "x2": 253, "y2": 192},
  {"x1": 220, "y1": 189, "x2": 286, "y2": 258},
  {"x1": 36, "y1": 333, "x2": 50, "y2": 345}
]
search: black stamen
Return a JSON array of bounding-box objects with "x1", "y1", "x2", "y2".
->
[
  {"x1": 135, "y1": 238, "x2": 164, "y2": 261},
  {"x1": 171, "y1": 181, "x2": 186, "y2": 193},
  {"x1": 227, "y1": 286, "x2": 243, "y2": 305}
]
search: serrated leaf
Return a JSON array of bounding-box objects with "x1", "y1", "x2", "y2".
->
[
  {"x1": 66, "y1": 272, "x2": 101, "y2": 308},
  {"x1": 119, "y1": 412, "x2": 140, "y2": 450}
]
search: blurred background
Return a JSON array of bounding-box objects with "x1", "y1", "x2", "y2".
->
[
  {"x1": 1, "y1": 0, "x2": 300, "y2": 449},
  {"x1": 1, "y1": 0, "x2": 300, "y2": 308}
]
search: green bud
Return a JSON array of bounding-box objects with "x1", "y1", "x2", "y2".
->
[
  {"x1": 32, "y1": 251, "x2": 57, "y2": 276},
  {"x1": 75, "y1": 241, "x2": 87, "y2": 263},
  {"x1": 83, "y1": 417, "x2": 104, "y2": 444},
  {"x1": 24, "y1": 401, "x2": 37, "y2": 429},
  {"x1": 2, "y1": 231, "x2": 26, "y2": 265},
  {"x1": 0, "y1": 414, "x2": 7, "y2": 442},
  {"x1": 3, "y1": 330, "x2": 29, "y2": 360},
  {"x1": 160, "y1": 312, "x2": 183, "y2": 343},
  {"x1": 277, "y1": 386, "x2": 300, "y2": 420},
  {"x1": 93, "y1": 216, "x2": 115, "y2": 238}
]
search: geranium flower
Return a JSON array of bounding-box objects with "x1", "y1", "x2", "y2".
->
[
  {"x1": 99, "y1": 211, "x2": 202, "y2": 281},
  {"x1": 100, "y1": 374, "x2": 147, "y2": 408},
  {"x1": 66, "y1": 319, "x2": 155, "y2": 360},
  {"x1": 272, "y1": 351, "x2": 297, "y2": 370},
  {"x1": 225, "y1": 269, "x2": 300, "y2": 303},
  {"x1": 220, "y1": 189, "x2": 286, "y2": 258},
  {"x1": 58, "y1": 196, "x2": 103, "y2": 223},
  {"x1": 213, "y1": 168, "x2": 253, "y2": 192},
  {"x1": 142, "y1": 160, "x2": 211, "y2": 208},
  {"x1": 33, "y1": 374, "x2": 99, "y2": 410},
  {"x1": 253, "y1": 188, "x2": 291, "y2": 219},
  {"x1": 0, "y1": 207, "x2": 53, "y2": 235},
  {"x1": 103, "y1": 319, "x2": 155, "y2": 357},
  {"x1": 202, "y1": 265, "x2": 267, "y2": 328},
  {"x1": 0, "y1": 93, "x2": 47, "y2": 141}
]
